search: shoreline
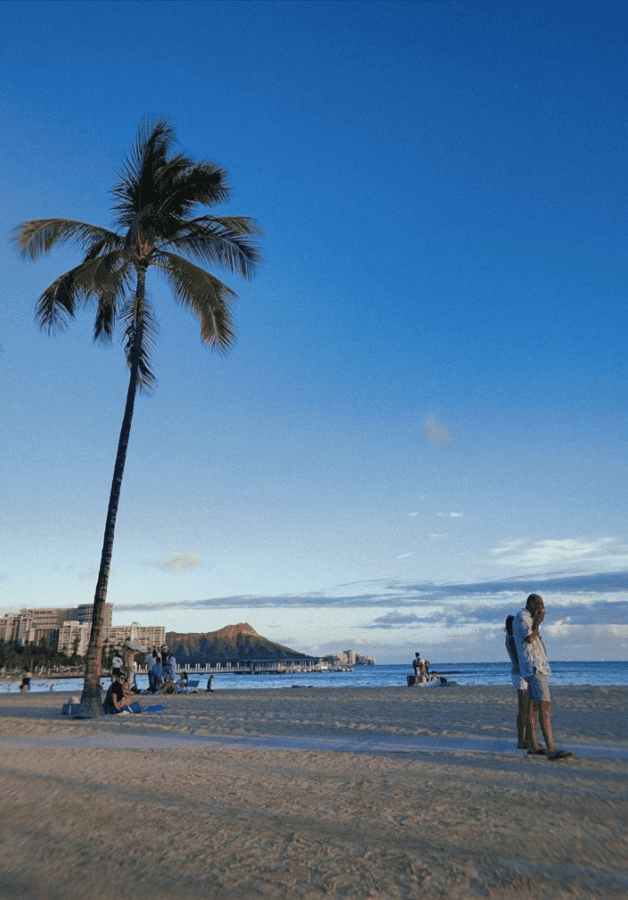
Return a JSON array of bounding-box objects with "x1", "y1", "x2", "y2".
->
[{"x1": 1, "y1": 686, "x2": 626, "y2": 899}]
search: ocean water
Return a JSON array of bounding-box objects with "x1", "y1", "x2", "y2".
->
[{"x1": 2, "y1": 660, "x2": 627, "y2": 693}]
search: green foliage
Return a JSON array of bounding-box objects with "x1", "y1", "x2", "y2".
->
[
  {"x1": 0, "y1": 639, "x2": 79, "y2": 673},
  {"x1": 14, "y1": 118, "x2": 262, "y2": 391}
]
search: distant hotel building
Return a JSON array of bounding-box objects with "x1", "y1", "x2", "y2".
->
[
  {"x1": 323, "y1": 649, "x2": 375, "y2": 666},
  {"x1": 0, "y1": 603, "x2": 164, "y2": 657},
  {"x1": 0, "y1": 604, "x2": 112, "y2": 648}
]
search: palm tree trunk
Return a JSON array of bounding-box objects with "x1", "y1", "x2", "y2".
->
[{"x1": 75, "y1": 268, "x2": 147, "y2": 717}]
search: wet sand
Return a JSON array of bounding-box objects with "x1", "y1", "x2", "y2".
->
[{"x1": 0, "y1": 685, "x2": 626, "y2": 899}]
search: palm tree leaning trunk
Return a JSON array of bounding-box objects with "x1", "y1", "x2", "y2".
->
[
  {"x1": 80, "y1": 269, "x2": 147, "y2": 717},
  {"x1": 14, "y1": 121, "x2": 260, "y2": 717}
]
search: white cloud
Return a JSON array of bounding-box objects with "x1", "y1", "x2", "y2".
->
[
  {"x1": 423, "y1": 416, "x2": 455, "y2": 445},
  {"x1": 450, "y1": 512, "x2": 463, "y2": 518},
  {"x1": 490, "y1": 538, "x2": 627, "y2": 570},
  {"x1": 397, "y1": 552, "x2": 413, "y2": 559},
  {"x1": 154, "y1": 552, "x2": 201, "y2": 574}
]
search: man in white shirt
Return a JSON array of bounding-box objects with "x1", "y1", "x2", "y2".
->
[{"x1": 513, "y1": 593, "x2": 572, "y2": 760}]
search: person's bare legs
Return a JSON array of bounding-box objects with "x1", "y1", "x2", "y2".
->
[
  {"x1": 517, "y1": 689, "x2": 531, "y2": 748},
  {"x1": 538, "y1": 700, "x2": 557, "y2": 753},
  {"x1": 527, "y1": 700, "x2": 541, "y2": 750}
]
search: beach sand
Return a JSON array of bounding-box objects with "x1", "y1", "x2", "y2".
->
[{"x1": 0, "y1": 685, "x2": 626, "y2": 899}]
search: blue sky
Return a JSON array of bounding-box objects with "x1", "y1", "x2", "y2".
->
[{"x1": 1, "y1": 0, "x2": 626, "y2": 662}]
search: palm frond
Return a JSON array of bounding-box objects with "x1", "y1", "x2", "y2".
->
[
  {"x1": 93, "y1": 258, "x2": 135, "y2": 343},
  {"x1": 35, "y1": 251, "x2": 130, "y2": 334},
  {"x1": 154, "y1": 252, "x2": 236, "y2": 351},
  {"x1": 13, "y1": 219, "x2": 121, "y2": 260},
  {"x1": 162, "y1": 217, "x2": 261, "y2": 280},
  {"x1": 111, "y1": 119, "x2": 177, "y2": 229},
  {"x1": 163, "y1": 161, "x2": 232, "y2": 215},
  {"x1": 120, "y1": 291, "x2": 159, "y2": 392}
]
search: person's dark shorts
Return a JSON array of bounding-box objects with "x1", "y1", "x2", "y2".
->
[{"x1": 525, "y1": 671, "x2": 550, "y2": 703}]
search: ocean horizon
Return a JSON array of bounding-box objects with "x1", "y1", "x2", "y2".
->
[{"x1": 2, "y1": 660, "x2": 627, "y2": 693}]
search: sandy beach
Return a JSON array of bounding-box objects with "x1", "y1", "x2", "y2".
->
[{"x1": 0, "y1": 685, "x2": 626, "y2": 900}]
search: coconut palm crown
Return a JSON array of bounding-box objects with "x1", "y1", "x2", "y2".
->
[{"x1": 14, "y1": 120, "x2": 261, "y2": 716}]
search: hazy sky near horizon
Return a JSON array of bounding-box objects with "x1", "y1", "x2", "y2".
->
[{"x1": 1, "y1": 0, "x2": 627, "y2": 663}]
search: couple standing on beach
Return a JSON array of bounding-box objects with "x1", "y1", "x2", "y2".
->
[{"x1": 506, "y1": 594, "x2": 573, "y2": 761}]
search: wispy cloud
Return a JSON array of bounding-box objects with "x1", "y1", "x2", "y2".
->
[
  {"x1": 490, "y1": 538, "x2": 627, "y2": 570},
  {"x1": 423, "y1": 416, "x2": 455, "y2": 444},
  {"x1": 153, "y1": 552, "x2": 201, "y2": 574},
  {"x1": 115, "y1": 570, "x2": 628, "y2": 619},
  {"x1": 450, "y1": 512, "x2": 463, "y2": 518},
  {"x1": 397, "y1": 552, "x2": 413, "y2": 559}
]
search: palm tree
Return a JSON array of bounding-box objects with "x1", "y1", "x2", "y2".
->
[{"x1": 14, "y1": 120, "x2": 261, "y2": 716}]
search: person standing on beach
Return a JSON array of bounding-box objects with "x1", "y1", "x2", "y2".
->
[
  {"x1": 152, "y1": 655, "x2": 164, "y2": 692},
  {"x1": 505, "y1": 615, "x2": 531, "y2": 749},
  {"x1": 19, "y1": 667, "x2": 31, "y2": 691},
  {"x1": 162, "y1": 647, "x2": 176, "y2": 682},
  {"x1": 146, "y1": 647, "x2": 157, "y2": 693},
  {"x1": 122, "y1": 641, "x2": 141, "y2": 690},
  {"x1": 111, "y1": 650, "x2": 123, "y2": 679},
  {"x1": 513, "y1": 594, "x2": 573, "y2": 760}
]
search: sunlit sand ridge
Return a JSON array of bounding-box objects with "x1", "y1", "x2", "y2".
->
[{"x1": 0, "y1": 686, "x2": 626, "y2": 899}]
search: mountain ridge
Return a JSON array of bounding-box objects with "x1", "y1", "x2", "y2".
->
[{"x1": 164, "y1": 622, "x2": 312, "y2": 665}]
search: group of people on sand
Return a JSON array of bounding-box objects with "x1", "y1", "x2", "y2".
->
[
  {"x1": 111, "y1": 641, "x2": 143, "y2": 689},
  {"x1": 505, "y1": 593, "x2": 573, "y2": 761},
  {"x1": 144, "y1": 645, "x2": 178, "y2": 693},
  {"x1": 104, "y1": 649, "x2": 214, "y2": 714}
]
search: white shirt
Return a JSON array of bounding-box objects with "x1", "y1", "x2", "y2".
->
[{"x1": 512, "y1": 608, "x2": 551, "y2": 678}]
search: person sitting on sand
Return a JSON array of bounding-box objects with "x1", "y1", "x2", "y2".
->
[
  {"x1": 513, "y1": 593, "x2": 573, "y2": 761},
  {"x1": 103, "y1": 673, "x2": 133, "y2": 715}
]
